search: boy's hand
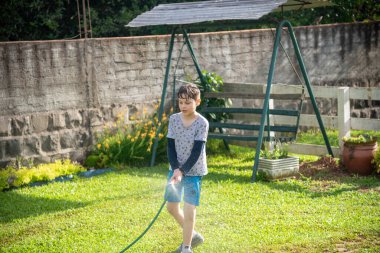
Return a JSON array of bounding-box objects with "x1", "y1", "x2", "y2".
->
[{"x1": 170, "y1": 169, "x2": 183, "y2": 184}]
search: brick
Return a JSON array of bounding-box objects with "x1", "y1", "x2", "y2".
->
[
  {"x1": 22, "y1": 136, "x2": 40, "y2": 156},
  {"x1": 41, "y1": 134, "x2": 59, "y2": 152},
  {"x1": 11, "y1": 116, "x2": 31, "y2": 136},
  {"x1": 88, "y1": 109, "x2": 104, "y2": 127},
  {"x1": 31, "y1": 114, "x2": 49, "y2": 133},
  {"x1": 76, "y1": 131, "x2": 91, "y2": 148},
  {"x1": 0, "y1": 160, "x2": 8, "y2": 168},
  {"x1": 0, "y1": 140, "x2": 5, "y2": 159},
  {"x1": 51, "y1": 113, "x2": 66, "y2": 130},
  {"x1": 60, "y1": 132, "x2": 75, "y2": 149},
  {"x1": 65, "y1": 111, "x2": 82, "y2": 129},
  {"x1": 0, "y1": 116, "x2": 10, "y2": 136},
  {"x1": 5, "y1": 139, "x2": 22, "y2": 157}
]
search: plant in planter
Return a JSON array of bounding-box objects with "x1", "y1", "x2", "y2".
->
[
  {"x1": 342, "y1": 134, "x2": 378, "y2": 176},
  {"x1": 258, "y1": 142, "x2": 299, "y2": 180}
]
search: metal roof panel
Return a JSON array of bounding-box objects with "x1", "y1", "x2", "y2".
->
[
  {"x1": 127, "y1": 0, "x2": 287, "y2": 27},
  {"x1": 126, "y1": 0, "x2": 333, "y2": 27}
]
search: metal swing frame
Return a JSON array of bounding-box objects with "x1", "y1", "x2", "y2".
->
[{"x1": 150, "y1": 20, "x2": 333, "y2": 181}]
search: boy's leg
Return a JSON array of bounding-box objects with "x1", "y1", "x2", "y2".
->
[
  {"x1": 166, "y1": 202, "x2": 184, "y2": 227},
  {"x1": 182, "y1": 176, "x2": 202, "y2": 249},
  {"x1": 165, "y1": 170, "x2": 184, "y2": 225},
  {"x1": 183, "y1": 202, "x2": 196, "y2": 247}
]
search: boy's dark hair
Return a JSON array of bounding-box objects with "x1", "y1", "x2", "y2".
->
[{"x1": 177, "y1": 84, "x2": 200, "y2": 100}]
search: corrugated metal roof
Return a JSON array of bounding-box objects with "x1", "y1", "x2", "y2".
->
[{"x1": 126, "y1": 0, "x2": 333, "y2": 28}]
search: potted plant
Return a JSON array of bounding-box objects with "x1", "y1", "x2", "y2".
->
[
  {"x1": 258, "y1": 142, "x2": 299, "y2": 180},
  {"x1": 342, "y1": 134, "x2": 378, "y2": 176}
]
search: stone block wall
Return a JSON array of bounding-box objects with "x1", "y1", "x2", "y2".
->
[{"x1": 0, "y1": 22, "x2": 378, "y2": 166}]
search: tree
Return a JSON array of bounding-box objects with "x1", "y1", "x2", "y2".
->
[
  {"x1": 0, "y1": 0, "x2": 378, "y2": 41},
  {"x1": 0, "y1": 0, "x2": 78, "y2": 41}
]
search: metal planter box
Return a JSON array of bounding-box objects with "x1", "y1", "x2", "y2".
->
[{"x1": 258, "y1": 156, "x2": 299, "y2": 180}]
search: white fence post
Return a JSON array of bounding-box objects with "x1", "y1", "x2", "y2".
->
[{"x1": 337, "y1": 87, "x2": 350, "y2": 155}]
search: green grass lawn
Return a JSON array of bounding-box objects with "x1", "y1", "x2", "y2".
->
[
  {"x1": 1, "y1": 146, "x2": 380, "y2": 253},
  {"x1": 296, "y1": 129, "x2": 380, "y2": 147}
]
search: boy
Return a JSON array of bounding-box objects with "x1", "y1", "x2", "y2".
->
[{"x1": 165, "y1": 83, "x2": 209, "y2": 253}]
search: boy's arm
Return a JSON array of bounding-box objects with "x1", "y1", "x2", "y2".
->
[
  {"x1": 167, "y1": 138, "x2": 180, "y2": 170},
  {"x1": 180, "y1": 140, "x2": 205, "y2": 175}
]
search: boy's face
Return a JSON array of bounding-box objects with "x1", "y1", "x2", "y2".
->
[{"x1": 178, "y1": 95, "x2": 200, "y2": 117}]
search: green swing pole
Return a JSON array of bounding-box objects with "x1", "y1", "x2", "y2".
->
[
  {"x1": 284, "y1": 20, "x2": 333, "y2": 157},
  {"x1": 182, "y1": 29, "x2": 205, "y2": 84},
  {"x1": 183, "y1": 28, "x2": 230, "y2": 151},
  {"x1": 150, "y1": 28, "x2": 177, "y2": 167},
  {"x1": 251, "y1": 22, "x2": 282, "y2": 181}
]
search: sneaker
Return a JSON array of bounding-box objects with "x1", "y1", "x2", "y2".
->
[
  {"x1": 174, "y1": 244, "x2": 183, "y2": 253},
  {"x1": 191, "y1": 232, "x2": 204, "y2": 248},
  {"x1": 174, "y1": 232, "x2": 204, "y2": 252},
  {"x1": 181, "y1": 246, "x2": 193, "y2": 253}
]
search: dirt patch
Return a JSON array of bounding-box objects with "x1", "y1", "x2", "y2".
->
[
  {"x1": 332, "y1": 234, "x2": 380, "y2": 253},
  {"x1": 298, "y1": 156, "x2": 345, "y2": 178},
  {"x1": 298, "y1": 156, "x2": 380, "y2": 193}
]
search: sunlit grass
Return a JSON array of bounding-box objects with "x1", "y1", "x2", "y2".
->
[
  {"x1": 1, "y1": 145, "x2": 379, "y2": 253},
  {"x1": 296, "y1": 129, "x2": 380, "y2": 147}
]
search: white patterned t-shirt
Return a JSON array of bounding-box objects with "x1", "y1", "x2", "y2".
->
[{"x1": 167, "y1": 113, "x2": 209, "y2": 176}]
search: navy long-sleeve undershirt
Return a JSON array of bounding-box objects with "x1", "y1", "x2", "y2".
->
[{"x1": 167, "y1": 137, "x2": 205, "y2": 175}]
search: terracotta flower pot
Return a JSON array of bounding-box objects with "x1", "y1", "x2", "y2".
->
[{"x1": 342, "y1": 140, "x2": 378, "y2": 176}]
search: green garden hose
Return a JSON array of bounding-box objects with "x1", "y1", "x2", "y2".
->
[{"x1": 118, "y1": 187, "x2": 169, "y2": 252}]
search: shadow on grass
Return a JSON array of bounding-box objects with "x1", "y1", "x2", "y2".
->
[
  {"x1": 0, "y1": 191, "x2": 90, "y2": 223},
  {"x1": 117, "y1": 162, "x2": 255, "y2": 186}
]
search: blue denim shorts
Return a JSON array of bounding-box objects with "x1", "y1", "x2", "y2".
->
[{"x1": 164, "y1": 170, "x2": 202, "y2": 206}]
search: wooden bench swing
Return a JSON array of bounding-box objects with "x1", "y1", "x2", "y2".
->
[
  {"x1": 148, "y1": 20, "x2": 334, "y2": 181},
  {"x1": 153, "y1": 22, "x2": 333, "y2": 181}
]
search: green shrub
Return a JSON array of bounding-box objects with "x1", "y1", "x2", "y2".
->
[
  {"x1": 0, "y1": 160, "x2": 86, "y2": 191},
  {"x1": 372, "y1": 148, "x2": 380, "y2": 173},
  {"x1": 194, "y1": 70, "x2": 231, "y2": 129},
  {"x1": 0, "y1": 167, "x2": 13, "y2": 190},
  {"x1": 260, "y1": 142, "x2": 289, "y2": 159},
  {"x1": 342, "y1": 134, "x2": 377, "y2": 144},
  {"x1": 86, "y1": 109, "x2": 168, "y2": 168}
]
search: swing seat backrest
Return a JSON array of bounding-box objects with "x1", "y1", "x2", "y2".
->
[{"x1": 200, "y1": 82, "x2": 304, "y2": 143}]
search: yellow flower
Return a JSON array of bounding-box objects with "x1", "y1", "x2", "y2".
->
[
  {"x1": 117, "y1": 140, "x2": 121, "y2": 145},
  {"x1": 158, "y1": 133, "x2": 164, "y2": 139},
  {"x1": 105, "y1": 143, "x2": 109, "y2": 149},
  {"x1": 97, "y1": 143, "x2": 101, "y2": 149},
  {"x1": 131, "y1": 138, "x2": 135, "y2": 142}
]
